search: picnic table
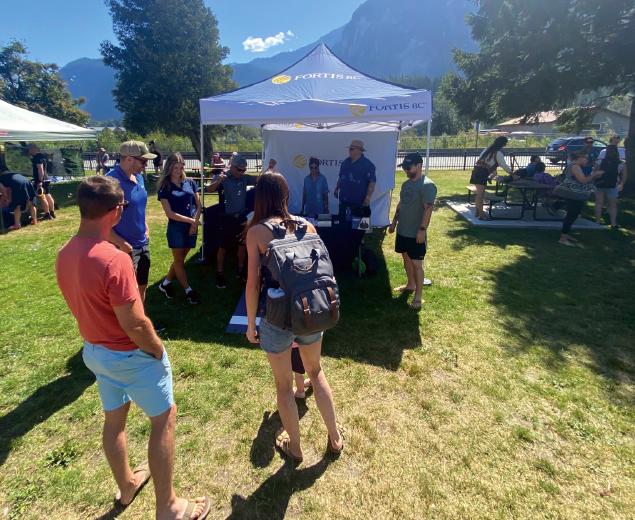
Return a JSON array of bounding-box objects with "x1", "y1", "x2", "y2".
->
[{"x1": 504, "y1": 179, "x2": 561, "y2": 221}]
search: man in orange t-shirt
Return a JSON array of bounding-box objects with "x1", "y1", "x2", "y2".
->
[{"x1": 56, "y1": 176, "x2": 210, "y2": 519}]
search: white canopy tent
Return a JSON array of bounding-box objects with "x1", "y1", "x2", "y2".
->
[
  {"x1": 198, "y1": 43, "x2": 432, "y2": 246},
  {"x1": 0, "y1": 99, "x2": 96, "y2": 142}
]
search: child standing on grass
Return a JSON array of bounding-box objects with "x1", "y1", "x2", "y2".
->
[{"x1": 291, "y1": 342, "x2": 311, "y2": 399}]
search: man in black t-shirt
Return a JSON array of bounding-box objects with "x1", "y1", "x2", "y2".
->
[{"x1": 28, "y1": 144, "x2": 56, "y2": 219}]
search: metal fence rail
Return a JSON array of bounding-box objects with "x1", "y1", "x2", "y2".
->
[{"x1": 82, "y1": 148, "x2": 563, "y2": 174}]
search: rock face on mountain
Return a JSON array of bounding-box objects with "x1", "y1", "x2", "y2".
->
[
  {"x1": 60, "y1": 0, "x2": 474, "y2": 121},
  {"x1": 60, "y1": 58, "x2": 121, "y2": 122}
]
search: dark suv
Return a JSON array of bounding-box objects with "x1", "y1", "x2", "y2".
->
[{"x1": 545, "y1": 137, "x2": 607, "y2": 164}]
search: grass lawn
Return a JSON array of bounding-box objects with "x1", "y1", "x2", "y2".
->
[{"x1": 0, "y1": 170, "x2": 634, "y2": 519}]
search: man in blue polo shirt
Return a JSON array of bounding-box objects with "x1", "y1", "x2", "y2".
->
[
  {"x1": 334, "y1": 139, "x2": 376, "y2": 219},
  {"x1": 108, "y1": 141, "x2": 156, "y2": 301}
]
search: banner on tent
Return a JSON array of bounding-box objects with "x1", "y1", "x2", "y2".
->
[{"x1": 262, "y1": 128, "x2": 398, "y2": 226}]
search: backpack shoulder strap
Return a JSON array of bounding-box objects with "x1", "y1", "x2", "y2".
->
[{"x1": 261, "y1": 219, "x2": 287, "y2": 239}]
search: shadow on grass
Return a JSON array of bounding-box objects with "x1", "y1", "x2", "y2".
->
[
  {"x1": 444, "y1": 202, "x2": 635, "y2": 400},
  {"x1": 227, "y1": 456, "x2": 334, "y2": 520},
  {"x1": 145, "y1": 228, "x2": 422, "y2": 370},
  {"x1": 0, "y1": 350, "x2": 94, "y2": 467},
  {"x1": 250, "y1": 400, "x2": 309, "y2": 469}
]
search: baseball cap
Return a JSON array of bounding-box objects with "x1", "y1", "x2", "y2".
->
[
  {"x1": 231, "y1": 154, "x2": 248, "y2": 168},
  {"x1": 399, "y1": 152, "x2": 423, "y2": 170},
  {"x1": 119, "y1": 140, "x2": 157, "y2": 159}
]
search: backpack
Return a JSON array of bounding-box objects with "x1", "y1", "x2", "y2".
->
[{"x1": 262, "y1": 219, "x2": 340, "y2": 335}]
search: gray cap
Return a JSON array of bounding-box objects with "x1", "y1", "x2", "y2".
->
[{"x1": 231, "y1": 154, "x2": 248, "y2": 168}]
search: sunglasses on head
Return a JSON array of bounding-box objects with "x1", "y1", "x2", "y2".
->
[{"x1": 110, "y1": 200, "x2": 130, "y2": 212}]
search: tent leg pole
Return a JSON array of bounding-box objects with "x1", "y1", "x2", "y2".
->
[
  {"x1": 425, "y1": 119, "x2": 432, "y2": 177},
  {"x1": 200, "y1": 122, "x2": 205, "y2": 261}
]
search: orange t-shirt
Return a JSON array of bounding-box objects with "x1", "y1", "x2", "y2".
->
[{"x1": 56, "y1": 236, "x2": 139, "y2": 351}]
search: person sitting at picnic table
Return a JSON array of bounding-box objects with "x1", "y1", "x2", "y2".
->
[
  {"x1": 470, "y1": 136, "x2": 512, "y2": 220},
  {"x1": 206, "y1": 154, "x2": 256, "y2": 288},
  {"x1": 594, "y1": 144, "x2": 627, "y2": 230},
  {"x1": 0, "y1": 170, "x2": 38, "y2": 230},
  {"x1": 157, "y1": 153, "x2": 202, "y2": 305},
  {"x1": 334, "y1": 139, "x2": 375, "y2": 220},
  {"x1": 554, "y1": 151, "x2": 604, "y2": 247},
  {"x1": 302, "y1": 157, "x2": 329, "y2": 217},
  {"x1": 523, "y1": 155, "x2": 540, "y2": 177}
]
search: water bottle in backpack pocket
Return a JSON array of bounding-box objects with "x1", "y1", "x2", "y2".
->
[{"x1": 265, "y1": 287, "x2": 288, "y2": 329}]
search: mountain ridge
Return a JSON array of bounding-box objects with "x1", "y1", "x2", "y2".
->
[{"x1": 60, "y1": 0, "x2": 474, "y2": 122}]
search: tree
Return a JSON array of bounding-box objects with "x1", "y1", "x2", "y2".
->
[
  {"x1": 101, "y1": 0, "x2": 236, "y2": 158},
  {"x1": 0, "y1": 41, "x2": 89, "y2": 126},
  {"x1": 447, "y1": 0, "x2": 635, "y2": 191}
]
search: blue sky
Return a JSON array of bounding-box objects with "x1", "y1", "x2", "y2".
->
[{"x1": 1, "y1": 0, "x2": 365, "y2": 66}]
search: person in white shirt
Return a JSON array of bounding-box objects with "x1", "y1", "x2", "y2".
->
[{"x1": 469, "y1": 136, "x2": 512, "y2": 220}]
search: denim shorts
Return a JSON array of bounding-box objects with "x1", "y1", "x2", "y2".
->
[
  {"x1": 595, "y1": 187, "x2": 619, "y2": 199},
  {"x1": 167, "y1": 220, "x2": 197, "y2": 249},
  {"x1": 259, "y1": 319, "x2": 323, "y2": 354},
  {"x1": 82, "y1": 341, "x2": 174, "y2": 417}
]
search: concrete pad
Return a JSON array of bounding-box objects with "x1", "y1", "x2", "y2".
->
[{"x1": 446, "y1": 200, "x2": 605, "y2": 230}]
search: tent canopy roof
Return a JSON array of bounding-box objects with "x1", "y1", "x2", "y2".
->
[
  {"x1": 0, "y1": 100, "x2": 96, "y2": 142},
  {"x1": 200, "y1": 43, "x2": 431, "y2": 126}
]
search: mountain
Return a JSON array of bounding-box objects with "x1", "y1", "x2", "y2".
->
[
  {"x1": 231, "y1": 0, "x2": 475, "y2": 86},
  {"x1": 60, "y1": 58, "x2": 120, "y2": 123},
  {"x1": 60, "y1": 0, "x2": 474, "y2": 121}
]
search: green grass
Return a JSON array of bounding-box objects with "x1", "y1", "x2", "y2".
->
[{"x1": 1, "y1": 170, "x2": 634, "y2": 519}]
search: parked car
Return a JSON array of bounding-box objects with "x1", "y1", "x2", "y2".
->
[{"x1": 545, "y1": 137, "x2": 607, "y2": 164}]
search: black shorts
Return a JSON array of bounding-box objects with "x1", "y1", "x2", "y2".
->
[
  {"x1": 35, "y1": 180, "x2": 51, "y2": 195},
  {"x1": 220, "y1": 214, "x2": 247, "y2": 250},
  {"x1": 395, "y1": 233, "x2": 426, "y2": 261},
  {"x1": 469, "y1": 166, "x2": 490, "y2": 186},
  {"x1": 131, "y1": 246, "x2": 151, "y2": 286}
]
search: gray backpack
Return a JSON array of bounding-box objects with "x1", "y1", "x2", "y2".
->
[{"x1": 262, "y1": 219, "x2": 340, "y2": 335}]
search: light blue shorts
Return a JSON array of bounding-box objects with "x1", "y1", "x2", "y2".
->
[
  {"x1": 82, "y1": 341, "x2": 174, "y2": 417},
  {"x1": 259, "y1": 319, "x2": 323, "y2": 354},
  {"x1": 595, "y1": 187, "x2": 619, "y2": 199}
]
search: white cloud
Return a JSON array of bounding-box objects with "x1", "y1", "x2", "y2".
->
[{"x1": 242, "y1": 31, "x2": 295, "y2": 53}]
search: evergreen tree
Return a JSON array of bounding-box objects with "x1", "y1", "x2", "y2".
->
[{"x1": 101, "y1": 0, "x2": 236, "y2": 157}]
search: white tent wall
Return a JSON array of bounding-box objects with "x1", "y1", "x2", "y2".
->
[
  {"x1": 0, "y1": 100, "x2": 96, "y2": 142},
  {"x1": 263, "y1": 123, "x2": 399, "y2": 226}
]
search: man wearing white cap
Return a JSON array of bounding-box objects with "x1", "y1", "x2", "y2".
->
[
  {"x1": 107, "y1": 141, "x2": 156, "y2": 301},
  {"x1": 334, "y1": 139, "x2": 376, "y2": 219}
]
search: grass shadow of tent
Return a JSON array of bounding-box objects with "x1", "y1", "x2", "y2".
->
[{"x1": 144, "y1": 229, "x2": 421, "y2": 371}]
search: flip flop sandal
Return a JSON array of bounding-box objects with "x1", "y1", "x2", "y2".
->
[
  {"x1": 114, "y1": 461, "x2": 151, "y2": 509},
  {"x1": 409, "y1": 300, "x2": 423, "y2": 310},
  {"x1": 183, "y1": 496, "x2": 212, "y2": 520},
  {"x1": 327, "y1": 425, "x2": 345, "y2": 456},
  {"x1": 275, "y1": 429, "x2": 303, "y2": 465},
  {"x1": 393, "y1": 285, "x2": 415, "y2": 294}
]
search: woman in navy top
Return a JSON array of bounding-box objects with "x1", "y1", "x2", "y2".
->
[{"x1": 157, "y1": 153, "x2": 202, "y2": 304}]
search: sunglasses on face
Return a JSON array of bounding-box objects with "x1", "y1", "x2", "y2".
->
[
  {"x1": 348, "y1": 147, "x2": 361, "y2": 151},
  {"x1": 132, "y1": 156, "x2": 148, "y2": 166},
  {"x1": 234, "y1": 167, "x2": 246, "y2": 173},
  {"x1": 110, "y1": 200, "x2": 130, "y2": 212}
]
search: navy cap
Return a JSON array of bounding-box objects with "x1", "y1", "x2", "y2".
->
[{"x1": 399, "y1": 152, "x2": 423, "y2": 170}]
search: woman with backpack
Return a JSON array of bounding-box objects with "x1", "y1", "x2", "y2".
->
[
  {"x1": 594, "y1": 144, "x2": 627, "y2": 229},
  {"x1": 245, "y1": 173, "x2": 343, "y2": 465},
  {"x1": 470, "y1": 136, "x2": 512, "y2": 220}
]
